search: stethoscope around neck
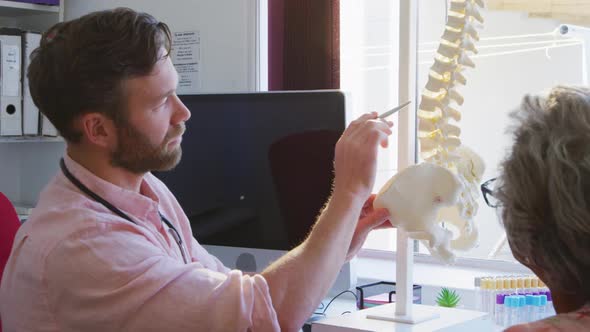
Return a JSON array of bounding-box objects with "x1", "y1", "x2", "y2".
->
[{"x1": 59, "y1": 158, "x2": 189, "y2": 264}]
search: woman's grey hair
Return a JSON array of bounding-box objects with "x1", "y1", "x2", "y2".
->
[{"x1": 496, "y1": 85, "x2": 590, "y2": 298}]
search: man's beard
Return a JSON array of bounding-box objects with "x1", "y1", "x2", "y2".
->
[{"x1": 111, "y1": 120, "x2": 185, "y2": 174}]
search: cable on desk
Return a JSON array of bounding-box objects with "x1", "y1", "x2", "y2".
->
[{"x1": 320, "y1": 290, "x2": 358, "y2": 316}]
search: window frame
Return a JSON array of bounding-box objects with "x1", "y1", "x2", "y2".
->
[{"x1": 347, "y1": 0, "x2": 526, "y2": 271}]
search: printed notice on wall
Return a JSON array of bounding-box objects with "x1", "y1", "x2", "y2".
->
[{"x1": 171, "y1": 31, "x2": 201, "y2": 95}]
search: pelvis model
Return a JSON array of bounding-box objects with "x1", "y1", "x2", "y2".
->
[{"x1": 375, "y1": 0, "x2": 486, "y2": 263}]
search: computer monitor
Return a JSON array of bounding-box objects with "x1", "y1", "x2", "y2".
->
[{"x1": 154, "y1": 91, "x2": 356, "y2": 293}]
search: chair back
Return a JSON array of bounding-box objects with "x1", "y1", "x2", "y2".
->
[
  {"x1": 0, "y1": 192, "x2": 20, "y2": 332},
  {"x1": 268, "y1": 130, "x2": 339, "y2": 248}
]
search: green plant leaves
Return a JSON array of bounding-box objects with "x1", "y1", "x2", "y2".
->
[{"x1": 436, "y1": 287, "x2": 461, "y2": 308}]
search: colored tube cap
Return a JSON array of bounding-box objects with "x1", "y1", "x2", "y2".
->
[
  {"x1": 526, "y1": 294, "x2": 534, "y2": 305},
  {"x1": 540, "y1": 295, "x2": 547, "y2": 306}
]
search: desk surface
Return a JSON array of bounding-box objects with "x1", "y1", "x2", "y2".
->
[{"x1": 311, "y1": 303, "x2": 503, "y2": 332}]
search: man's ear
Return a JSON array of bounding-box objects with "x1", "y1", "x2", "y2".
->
[{"x1": 76, "y1": 113, "x2": 117, "y2": 148}]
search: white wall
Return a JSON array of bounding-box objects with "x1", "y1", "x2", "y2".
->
[{"x1": 65, "y1": 0, "x2": 259, "y2": 93}]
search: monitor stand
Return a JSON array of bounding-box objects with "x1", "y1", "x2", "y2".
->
[{"x1": 204, "y1": 245, "x2": 357, "y2": 296}]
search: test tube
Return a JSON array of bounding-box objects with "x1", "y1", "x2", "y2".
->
[
  {"x1": 524, "y1": 277, "x2": 532, "y2": 294},
  {"x1": 516, "y1": 277, "x2": 526, "y2": 294},
  {"x1": 517, "y1": 295, "x2": 526, "y2": 323},
  {"x1": 474, "y1": 277, "x2": 482, "y2": 312},
  {"x1": 510, "y1": 277, "x2": 517, "y2": 295},
  {"x1": 503, "y1": 278, "x2": 511, "y2": 295},
  {"x1": 492, "y1": 278, "x2": 503, "y2": 320},
  {"x1": 539, "y1": 295, "x2": 548, "y2": 319},
  {"x1": 481, "y1": 278, "x2": 488, "y2": 314},
  {"x1": 506, "y1": 296, "x2": 517, "y2": 326},
  {"x1": 495, "y1": 294, "x2": 505, "y2": 326},
  {"x1": 531, "y1": 295, "x2": 541, "y2": 321},
  {"x1": 525, "y1": 294, "x2": 534, "y2": 323},
  {"x1": 531, "y1": 277, "x2": 539, "y2": 294}
]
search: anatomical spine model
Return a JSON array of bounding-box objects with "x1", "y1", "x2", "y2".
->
[{"x1": 375, "y1": 0, "x2": 486, "y2": 263}]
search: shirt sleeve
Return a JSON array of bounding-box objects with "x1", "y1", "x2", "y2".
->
[
  {"x1": 44, "y1": 223, "x2": 280, "y2": 332},
  {"x1": 188, "y1": 236, "x2": 231, "y2": 274}
]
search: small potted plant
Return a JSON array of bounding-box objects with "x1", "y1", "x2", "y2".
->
[{"x1": 436, "y1": 287, "x2": 461, "y2": 308}]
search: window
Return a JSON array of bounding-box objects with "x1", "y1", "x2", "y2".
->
[
  {"x1": 341, "y1": 0, "x2": 401, "y2": 251},
  {"x1": 341, "y1": 1, "x2": 588, "y2": 261}
]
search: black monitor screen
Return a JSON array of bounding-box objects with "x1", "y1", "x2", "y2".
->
[{"x1": 154, "y1": 91, "x2": 346, "y2": 250}]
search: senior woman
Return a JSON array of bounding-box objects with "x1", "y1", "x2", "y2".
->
[{"x1": 484, "y1": 86, "x2": 590, "y2": 331}]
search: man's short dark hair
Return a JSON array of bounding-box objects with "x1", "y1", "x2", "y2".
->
[{"x1": 28, "y1": 7, "x2": 172, "y2": 142}]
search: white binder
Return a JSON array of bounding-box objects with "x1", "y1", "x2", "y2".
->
[
  {"x1": 22, "y1": 32, "x2": 41, "y2": 136},
  {"x1": 0, "y1": 32, "x2": 22, "y2": 136}
]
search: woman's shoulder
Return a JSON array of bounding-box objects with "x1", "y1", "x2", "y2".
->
[{"x1": 504, "y1": 304, "x2": 590, "y2": 332}]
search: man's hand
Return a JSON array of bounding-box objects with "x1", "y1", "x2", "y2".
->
[
  {"x1": 332, "y1": 112, "x2": 393, "y2": 203},
  {"x1": 345, "y1": 194, "x2": 393, "y2": 261}
]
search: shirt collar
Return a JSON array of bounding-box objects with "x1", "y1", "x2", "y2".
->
[{"x1": 62, "y1": 154, "x2": 160, "y2": 222}]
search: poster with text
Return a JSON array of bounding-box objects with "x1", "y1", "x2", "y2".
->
[{"x1": 172, "y1": 31, "x2": 201, "y2": 95}]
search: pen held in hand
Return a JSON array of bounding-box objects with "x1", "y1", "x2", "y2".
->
[{"x1": 378, "y1": 101, "x2": 412, "y2": 120}]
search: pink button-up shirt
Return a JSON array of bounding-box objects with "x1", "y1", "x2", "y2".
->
[{"x1": 0, "y1": 155, "x2": 280, "y2": 332}]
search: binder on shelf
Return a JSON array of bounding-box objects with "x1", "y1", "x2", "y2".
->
[
  {"x1": 22, "y1": 31, "x2": 41, "y2": 135},
  {"x1": 0, "y1": 28, "x2": 22, "y2": 136}
]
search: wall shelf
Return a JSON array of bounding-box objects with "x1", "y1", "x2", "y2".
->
[
  {"x1": 0, "y1": 0, "x2": 59, "y2": 16},
  {"x1": 0, "y1": 0, "x2": 63, "y2": 207},
  {"x1": 0, "y1": 136, "x2": 63, "y2": 143}
]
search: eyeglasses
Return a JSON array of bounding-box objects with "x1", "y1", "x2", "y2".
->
[{"x1": 481, "y1": 177, "x2": 500, "y2": 208}]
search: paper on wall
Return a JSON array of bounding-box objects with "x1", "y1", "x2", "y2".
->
[{"x1": 172, "y1": 31, "x2": 201, "y2": 95}]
